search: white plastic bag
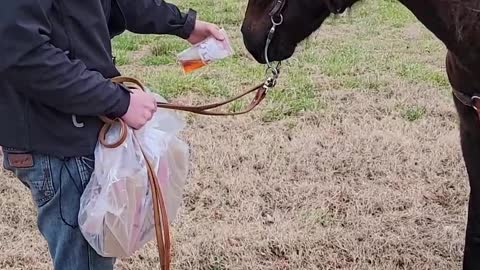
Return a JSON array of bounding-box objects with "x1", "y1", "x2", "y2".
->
[{"x1": 78, "y1": 92, "x2": 190, "y2": 258}]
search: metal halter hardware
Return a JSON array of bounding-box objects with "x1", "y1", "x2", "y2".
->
[
  {"x1": 473, "y1": 96, "x2": 480, "y2": 111},
  {"x1": 263, "y1": 0, "x2": 287, "y2": 89}
]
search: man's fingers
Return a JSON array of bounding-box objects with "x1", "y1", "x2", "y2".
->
[
  {"x1": 129, "y1": 87, "x2": 143, "y2": 95},
  {"x1": 151, "y1": 95, "x2": 158, "y2": 111},
  {"x1": 209, "y1": 24, "x2": 225, "y2": 40},
  {"x1": 131, "y1": 123, "x2": 141, "y2": 130},
  {"x1": 146, "y1": 94, "x2": 157, "y2": 113},
  {"x1": 144, "y1": 111, "x2": 153, "y2": 121}
]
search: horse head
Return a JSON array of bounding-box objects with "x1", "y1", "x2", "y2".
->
[{"x1": 241, "y1": 0, "x2": 359, "y2": 63}]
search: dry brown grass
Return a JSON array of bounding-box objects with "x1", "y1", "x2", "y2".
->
[
  {"x1": 0, "y1": 0, "x2": 471, "y2": 269},
  {"x1": 0, "y1": 85, "x2": 469, "y2": 269}
]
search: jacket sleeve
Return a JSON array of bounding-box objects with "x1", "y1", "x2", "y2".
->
[
  {"x1": 0, "y1": 0, "x2": 131, "y2": 118},
  {"x1": 114, "y1": 0, "x2": 197, "y2": 39}
]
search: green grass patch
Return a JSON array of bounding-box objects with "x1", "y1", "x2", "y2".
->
[
  {"x1": 144, "y1": 69, "x2": 228, "y2": 98},
  {"x1": 112, "y1": 33, "x2": 140, "y2": 51},
  {"x1": 396, "y1": 62, "x2": 449, "y2": 88},
  {"x1": 319, "y1": 44, "x2": 369, "y2": 77},
  {"x1": 228, "y1": 100, "x2": 247, "y2": 114},
  {"x1": 401, "y1": 105, "x2": 427, "y2": 122},
  {"x1": 150, "y1": 38, "x2": 187, "y2": 56},
  {"x1": 375, "y1": 0, "x2": 415, "y2": 28},
  {"x1": 172, "y1": 0, "x2": 245, "y2": 26},
  {"x1": 141, "y1": 55, "x2": 172, "y2": 66},
  {"x1": 349, "y1": 0, "x2": 415, "y2": 28},
  {"x1": 141, "y1": 37, "x2": 188, "y2": 66},
  {"x1": 262, "y1": 72, "x2": 322, "y2": 122},
  {"x1": 113, "y1": 50, "x2": 130, "y2": 66}
]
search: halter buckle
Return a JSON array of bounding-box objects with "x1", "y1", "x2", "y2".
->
[
  {"x1": 263, "y1": 0, "x2": 285, "y2": 92},
  {"x1": 264, "y1": 77, "x2": 277, "y2": 89}
]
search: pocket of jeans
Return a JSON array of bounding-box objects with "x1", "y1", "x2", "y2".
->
[
  {"x1": 56, "y1": 155, "x2": 95, "y2": 228},
  {"x1": 3, "y1": 149, "x2": 55, "y2": 207},
  {"x1": 76, "y1": 155, "x2": 95, "y2": 189}
]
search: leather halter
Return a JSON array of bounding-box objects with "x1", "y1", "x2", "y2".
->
[
  {"x1": 452, "y1": 89, "x2": 480, "y2": 119},
  {"x1": 269, "y1": 0, "x2": 287, "y2": 17},
  {"x1": 264, "y1": 0, "x2": 287, "y2": 78}
]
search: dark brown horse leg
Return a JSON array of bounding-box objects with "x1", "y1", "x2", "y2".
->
[{"x1": 456, "y1": 98, "x2": 480, "y2": 270}]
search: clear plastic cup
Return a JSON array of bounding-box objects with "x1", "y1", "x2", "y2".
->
[{"x1": 177, "y1": 28, "x2": 234, "y2": 73}]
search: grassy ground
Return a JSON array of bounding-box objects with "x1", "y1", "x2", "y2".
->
[{"x1": 0, "y1": 0, "x2": 469, "y2": 269}]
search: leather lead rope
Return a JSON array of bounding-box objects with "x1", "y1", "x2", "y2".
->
[
  {"x1": 98, "y1": 76, "x2": 274, "y2": 270},
  {"x1": 143, "y1": 144, "x2": 171, "y2": 270},
  {"x1": 109, "y1": 76, "x2": 269, "y2": 116}
]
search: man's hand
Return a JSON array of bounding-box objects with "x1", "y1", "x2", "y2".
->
[
  {"x1": 121, "y1": 88, "x2": 157, "y2": 129},
  {"x1": 187, "y1": 20, "x2": 225, "y2": 44}
]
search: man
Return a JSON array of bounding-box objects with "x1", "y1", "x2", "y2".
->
[{"x1": 0, "y1": 0, "x2": 223, "y2": 269}]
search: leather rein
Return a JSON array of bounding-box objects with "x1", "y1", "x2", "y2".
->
[{"x1": 97, "y1": 1, "x2": 287, "y2": 269}]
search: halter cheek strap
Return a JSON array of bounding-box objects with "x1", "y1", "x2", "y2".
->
[
  {"x1": 269, "y1": 0, "x2": 287, "y2": 17},
  {"x1": 452, "y1": 89, "x2": 480, "y2": 122},
  {"x1": 264, "y1": 0, "x2": 287, "y2": 78}
]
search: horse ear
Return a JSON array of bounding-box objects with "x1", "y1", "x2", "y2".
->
[
  {"x1": 325, "y1": 0, "x2": 349, "y2": 14},
  {"x1": 345, "y1": 7, "x2": 352, "y2": 17}
]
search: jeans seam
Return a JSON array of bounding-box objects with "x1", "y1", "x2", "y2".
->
[
  {"x1": 29, "y1": 155, "x2": 54, "y2": 207},
  {"x1": 75, "y1": 158, "x2": 88, "y2": 188},
  {"x1": 42, "y1": 155, "x2": 55, "y2": 198},
  {"x1": 88, "y1": 243, "x2": 93, "y2": 270},
  {"x1": 82, "y1": 157, "x2": 94, "y2": 170},
  {"x1": 58, "y1": 158, "x2": 83, "y2": 228}
]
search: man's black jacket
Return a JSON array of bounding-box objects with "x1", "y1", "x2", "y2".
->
[{"x1": 0, "y1": 0, "x2": 196, "y2": 158}]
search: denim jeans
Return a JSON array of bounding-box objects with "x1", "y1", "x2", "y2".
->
[{"x1": 2, "y1": 147, "x2": 116, "y2": 270}]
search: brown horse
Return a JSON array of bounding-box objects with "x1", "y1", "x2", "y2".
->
[{"x1": 241, "y1": 0, "x2": 480, "y2": 269}]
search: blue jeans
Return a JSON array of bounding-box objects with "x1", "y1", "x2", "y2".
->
[{"x1": 2, "y1": 147, "x2": 116, "y2": 270}]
